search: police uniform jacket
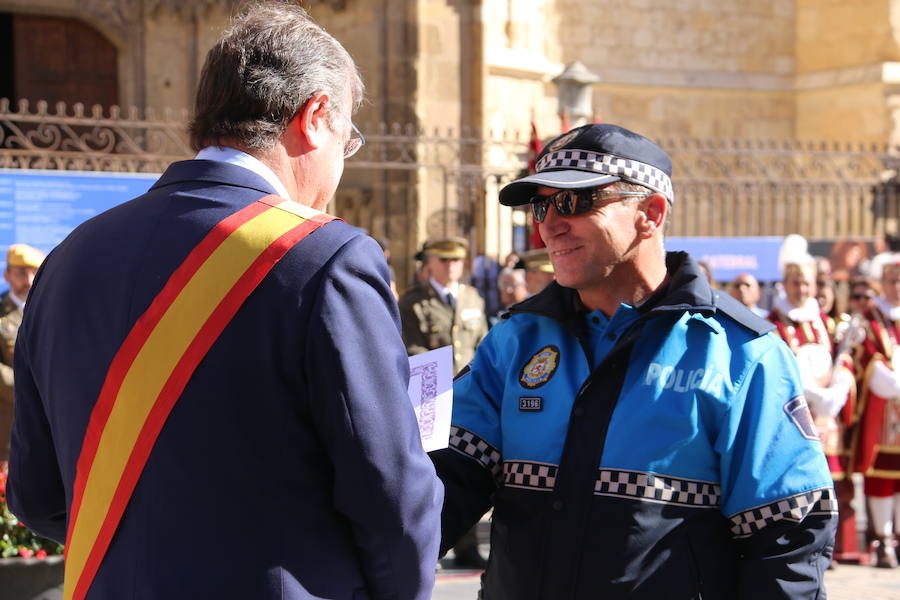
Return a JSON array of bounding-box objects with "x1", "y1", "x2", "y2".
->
[
  {"x1": 399, "y1": 281, "x2": 488, "y2": 373},
  {"x1": 8, "y1": 159, "x2": 443, "y2": 600},
  {"x1": 431, "y1": 252, "x2": 836, "y2": 600},
  {"x1": 0, "y1": 292, "x2": 18, "y2": 461}
]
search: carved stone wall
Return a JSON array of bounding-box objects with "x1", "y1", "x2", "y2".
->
[{"x1": 7, "y1": 0, "x2": 900, "y2": 264}]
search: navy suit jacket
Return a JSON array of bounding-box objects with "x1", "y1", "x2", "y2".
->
[{"x1": 8, "y1": 160, "x2": 443, "y2": 599}]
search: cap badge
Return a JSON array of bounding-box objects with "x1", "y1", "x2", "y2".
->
[
  {"x1": 519, "y1": 345, "x2": 560, "y2": 389},
  {"x1": 547, "y1": 131, "x2": 579, "y2": 153}
]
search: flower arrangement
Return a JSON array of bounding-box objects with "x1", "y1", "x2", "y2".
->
[{"x1": 0, "y1": 464, "x2": 64, "y2": 558}]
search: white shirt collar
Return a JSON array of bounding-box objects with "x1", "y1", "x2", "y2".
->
[
  {"x1": 7, "y1": 290, "x2": 25, "y2": 310},
  {"x1": 773, "y1": 295, "x2": 820, "y2": 322},
  {"x1": 195, "y1": 146, "x2": 292, "y2": 202},
  {"x1": 429, "y1": 277, "x2": 460, "y2": 301}
]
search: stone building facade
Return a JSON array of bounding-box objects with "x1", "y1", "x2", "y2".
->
[{"x1": 3, "y1": 0, "x2": 900, "y2": 281}]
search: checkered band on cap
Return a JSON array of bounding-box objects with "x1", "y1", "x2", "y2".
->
[
  {"x1": 593, "y1": 469, "x2": 720, "y2": 508},
  {"x1": 728, "y1": 487, "x2": 837, "y2": 538},
  {"x1": 503, "y1": 460, "x2": 557, "y2": 492},
  {"x1": 448, "y1": 425, "x2": 502, "y2": 479},
  {"x1": 536, "y1": 150, "x2": 674, "y2": 202}
]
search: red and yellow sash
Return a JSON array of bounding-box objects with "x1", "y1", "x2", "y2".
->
[{"x1": 63, "y1": 195, "x2": 335, "y2": 600}]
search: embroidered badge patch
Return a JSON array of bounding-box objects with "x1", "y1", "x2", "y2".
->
[
  {"x1": 547, "y1": 131, "x2": 579, "y2": 153},
  {"x1": 519, "y1": 397, "x2": 543, "y2": 412},
  {"x1": 519, "y1": 345, "x2": 560, "y2": 389},
  {"x1": 784, "y1": 395, "x2": 819, "y2": 441}
]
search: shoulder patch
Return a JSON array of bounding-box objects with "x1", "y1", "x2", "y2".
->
[
  {"x1": 784, "y1": 395, "x2": 819, "y2": 441},
  {"x1": 519, "y1": 345, "x2": 560, "y2": 389},
  {"x1": 712, "y1": 291, "x2": 775, "y2": 336}
]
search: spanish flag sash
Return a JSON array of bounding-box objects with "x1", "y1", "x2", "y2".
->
[{"x1": 63, "y1": 195, "x2": 336, "y2": 600}]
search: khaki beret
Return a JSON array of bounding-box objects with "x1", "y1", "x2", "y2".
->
[
  {"x1": 6, "y1": 244, "x2": 45, "y2": 269},
  {"x1": 521, "y1": 248, "x2": 553, "y2": 273},
  {"x1": 423, "y1": 236, "x2": 468, "y2": 259}
]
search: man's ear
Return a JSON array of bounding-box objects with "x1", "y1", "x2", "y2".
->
[
  {"x1": 287, "y1": 90, "x2": 332, "y2": 153},
  {"x1": 638, "y1": 193, "x2": 667, "y2": 238}
]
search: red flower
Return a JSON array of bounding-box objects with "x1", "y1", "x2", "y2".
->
[
  {"x1": 18, "y1": 547, "x2": 34, "y2": 558},
  {"x1": 36, "y1": 549, "x2": 47, "y2": 559}
]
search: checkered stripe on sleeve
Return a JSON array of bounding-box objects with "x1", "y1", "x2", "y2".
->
[
  {"x1": 728, "y1": 487, "x2": 837, "y2": 538},
  {"x1": 593, "y1": 469, "x2": 720, "y2": 508},
  {"x1": 503, "y1": 460, "x2": 557, "y2": 491},
  {"x1": 448, "y1": 425, "x2": 502, "y2": 479},
  {"x1": 536, "y1": 150, "x2": 674, "y2": 202}
]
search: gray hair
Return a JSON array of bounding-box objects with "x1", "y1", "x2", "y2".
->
[
  {"x1": 189, "y1": 1, "x2": 365, "y2": 151},
  {"x1": 608, "y1": 180, "x2": 671, "y2": 234}
]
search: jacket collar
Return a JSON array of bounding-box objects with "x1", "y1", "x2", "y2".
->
[
  {"x1": 150, "y1": 159, "x2": 278, "y2": 197},
  {"x1": 506, "y1": 251, "x2": 715, "y2": 322}
]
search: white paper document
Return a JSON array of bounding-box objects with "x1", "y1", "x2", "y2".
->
[{"x1": 407, "y1": 345, "x2": 453, "y2": 452}]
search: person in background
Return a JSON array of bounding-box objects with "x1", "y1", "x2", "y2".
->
[
  {"x1": 849, "y1": 278, "x2": 878, "y2": 316},
  {"x1": 372, "y1": 236, "x2": 399, "y2": 301},
  {"x1": 503, "y1": 251, "x2": 521, "y2": 270},
  {"x1": 768, "y1": 257, "x2": 858, "y2": 564},
  {"x1": 431, "y1": 123, "x2": 835, "y2": 598},
  {"x1": 471, "y1": 254, "x2": 502, "y2": 318},
  {"x1": 815, "y1": 255, "x2": 833, "y2": 282},
  {"x1": 490, "y1": 267, "x2": 528, "y2": 326},
  {"x1": 816, "y1": 277, "x2": 841, "y2": 320},
  {"x1": 728, "y1": 272, "x2": 767, "y2": 318},
  {"x1": 0, "y1": 243, "x2": 45, "y2": 466},
  {"x1": 412, "y1": 244, "x2": 431, "y2": 288},
  {"x1": 853, "y1": 255, "x2": 900, "y2": 568},
  {"x1": 697, "y1": 260, "x2": 716, "y2": 288},
  {"x1": 399, "y1": 237, "x2": 488, "y2": 374},
  {"x1": 7, "y1": 5, "x2": 441, "y2": 599},
  {"x1": 520, "y1": 248, "x2": 555, "y2": 296}
]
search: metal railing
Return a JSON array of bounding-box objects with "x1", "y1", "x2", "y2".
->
[{"x1": 3, "y1": 99, "x2": 899, "y2": 239}]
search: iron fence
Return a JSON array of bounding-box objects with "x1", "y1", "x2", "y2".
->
[{"x1": 3, "y1": 99, "x2": 900, "y2": 241}]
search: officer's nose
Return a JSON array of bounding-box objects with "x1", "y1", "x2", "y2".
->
[{"x1": 538, "y1": 202, "x2": 569, "y2": 240}]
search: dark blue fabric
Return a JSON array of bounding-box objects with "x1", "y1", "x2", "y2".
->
[{"x1": 8, "y1": 160, "x2": 442, "y2": 600}]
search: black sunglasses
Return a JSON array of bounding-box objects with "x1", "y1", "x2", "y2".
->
[{"x1": 530, "y1": 188, "x2": 651, "y2": 223}]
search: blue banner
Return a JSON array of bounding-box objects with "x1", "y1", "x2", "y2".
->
[
  {"x1": 665, "y1": 236, "x2": 784, "y2": 282},
  {"x1": 0, "y1": 169, "x2": 158, "y2": 266}
]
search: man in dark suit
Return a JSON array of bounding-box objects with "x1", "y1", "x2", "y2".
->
[{"x1": 7, "y1": 4, "x2": 442, "y2": 600}]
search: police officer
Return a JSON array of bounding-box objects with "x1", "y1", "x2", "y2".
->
[
  {"x1": 0, "y1": 243, "x2": 44, "y2": 464},
  {"x1": 429, "y1": 123, "x2": 836, "y2": 599},
  {"x1": 399, "y1": 236, "x2": 488, "y2": 374}
]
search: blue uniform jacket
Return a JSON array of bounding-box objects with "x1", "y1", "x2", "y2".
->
[
  {"x1": 431, "y1": 252, "x2": 836, "y2": 600},
  {"x1": 8, "y1": 160, "x2": 443, "y2": 600}
]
